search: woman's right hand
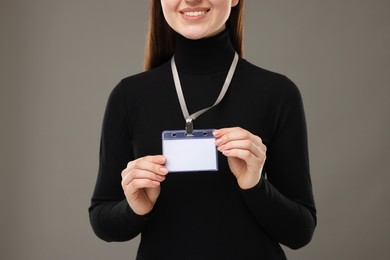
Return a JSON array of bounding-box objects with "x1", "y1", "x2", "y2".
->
[{"x1": 121, "y1": 155, "x2": 168, "y2": 216}]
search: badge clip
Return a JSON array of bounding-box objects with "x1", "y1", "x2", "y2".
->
[{"x1": 185, "y1": 118, "x2": 194, "y2": 136}]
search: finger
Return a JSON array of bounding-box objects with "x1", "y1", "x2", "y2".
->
[
  {"x1": 141, "y1": 155, "x2": 166, "y2": 164},
  {"x1": 126, "y1": 179, "x2": 161, "y2": 194},
  {"x1": 121, "y1": 167, "x2": 130, "y2": 179},
  {"x1": 122, "y1": 169, "x2": 166, "y2": 186},
  {"x1": 127, "y1": 155, "x2": 166, "y2": 169},
  {"x1": 217, "y1": 140, "x2": 263, "y2": 158},
  {"x1": 222, "y1": 148, "x2": 254, "y2": 161},
  {"x1": 214, "y1": 127, "x2": 251, "y2": 137},
  {"x1": 214, "y1": 127, "x2": 252, "y2": 143},
  {"x1": 128, "y1": 157, "x2": 169, "y2": 176},
  {"x1": 215, "y1": 128, "x2": 263, "y2": 147},
  {"x1": 222, "y1": 148, "x2": 265, "y2": 166},
  {"x1": 214, "y1": 127, "x2": 241, "y2": 135}
]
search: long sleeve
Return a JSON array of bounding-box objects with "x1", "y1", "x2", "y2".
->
[
  {"x1": 89, "y1": 81, "x2": 149, "y2": 242},
  {"x1": 241, "y1": 76, "x2": 316, "y2": 249},
  {"x1": 88, "y1": 31, "x2": 317, "y2": 257}
]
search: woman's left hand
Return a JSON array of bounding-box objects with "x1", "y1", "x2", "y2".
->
[{"x1": 214, "y1": 127, "x2": 267, "y2": 190}]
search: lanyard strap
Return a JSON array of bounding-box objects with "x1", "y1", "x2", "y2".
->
[{"x1": 171, "y1": 52, "x2": 239, "y2": 135}]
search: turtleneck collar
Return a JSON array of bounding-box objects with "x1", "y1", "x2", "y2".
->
[{"x1": 173, "y1": 29, "x2": 236, "y2": 74}]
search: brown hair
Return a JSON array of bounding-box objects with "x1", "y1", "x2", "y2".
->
[{"x1": 144, "y1": 0, "x2": 245, "y2": 71}]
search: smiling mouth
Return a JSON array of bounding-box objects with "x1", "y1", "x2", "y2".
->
[
  {"x1": 183, "y1": 10, "x2": 207, "y2": 17},
  {"x1": 180, "y1": 8, "x2": 210, "y2": 17}
]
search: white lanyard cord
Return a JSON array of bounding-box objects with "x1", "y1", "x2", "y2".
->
[{"x1": 171, "y1": 52, "x2": 239, "y2": 135}]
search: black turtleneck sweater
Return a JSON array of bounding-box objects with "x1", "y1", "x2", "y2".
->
[{"x1": 89, "y1": 30, "x2": 316, "y2": 259}]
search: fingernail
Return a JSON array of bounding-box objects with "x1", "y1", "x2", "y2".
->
[
  {"x1": 213, "y1": 130, "x2": 222, "y2": 137},
  {"x1": 217, "y1": 145, "x2": 225, "y2": 151},
  {"x1": 215, "y1": 138, "x2": 222, "y2": 145},
  {"x1": 160, "y1": 167, "x2": 168, "y2": 174},
  {"x1": 222, "y1": 150, "x2": 230, "y2": 155}
]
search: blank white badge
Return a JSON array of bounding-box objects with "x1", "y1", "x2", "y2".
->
[{"x1": 162, "y1": 129, "x2": 218, "y2": 172}]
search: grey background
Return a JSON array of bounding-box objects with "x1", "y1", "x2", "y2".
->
[{"x1": 1, "y1": 0, "x2": 389, "y2": 259}]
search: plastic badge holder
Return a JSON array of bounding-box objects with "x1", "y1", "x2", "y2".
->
[{"x1": 162, "y1": 129, "x2": 218, "y2": 172}]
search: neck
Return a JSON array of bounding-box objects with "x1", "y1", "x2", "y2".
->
[{"x1": 173, "y1": 29, "x2": 236, "y2": 73}]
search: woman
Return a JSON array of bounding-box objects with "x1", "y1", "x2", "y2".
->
[{"x1": 89, "y1": 0, "x2": 316, "y2": 259}]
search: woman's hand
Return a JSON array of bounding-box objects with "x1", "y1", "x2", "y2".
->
[
  {"x1": 121, "y1": 155, "x2": 168, "y2": 216},
  {"x1": 214, "y1": 127, "x2": 267, "y2": 190}
]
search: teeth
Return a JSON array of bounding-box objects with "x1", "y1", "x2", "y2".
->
[{"x1": 184, "y1": 11, "x2": 206, "y2": 17}]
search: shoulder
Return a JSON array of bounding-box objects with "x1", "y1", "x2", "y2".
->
[
  {"x1": 238, "y1": 59, "x2": 296, "y2": 88},
  {"x1": 238, "y1": 59, "x2": 302, "y2": 103},
  {"x1": 107, "y1": 60, "x2": 172, "y2": 103},
  {"x1": 120, "y1": 61, "x2": 172, "y2": 93}
]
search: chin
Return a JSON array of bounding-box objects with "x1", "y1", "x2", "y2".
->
[
  {"x1": 181, "y1": 32, "x2": 206, "y2": 40},
  {"x1": 179, "y1": 28, "x2": 211, "y2": 40}
]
